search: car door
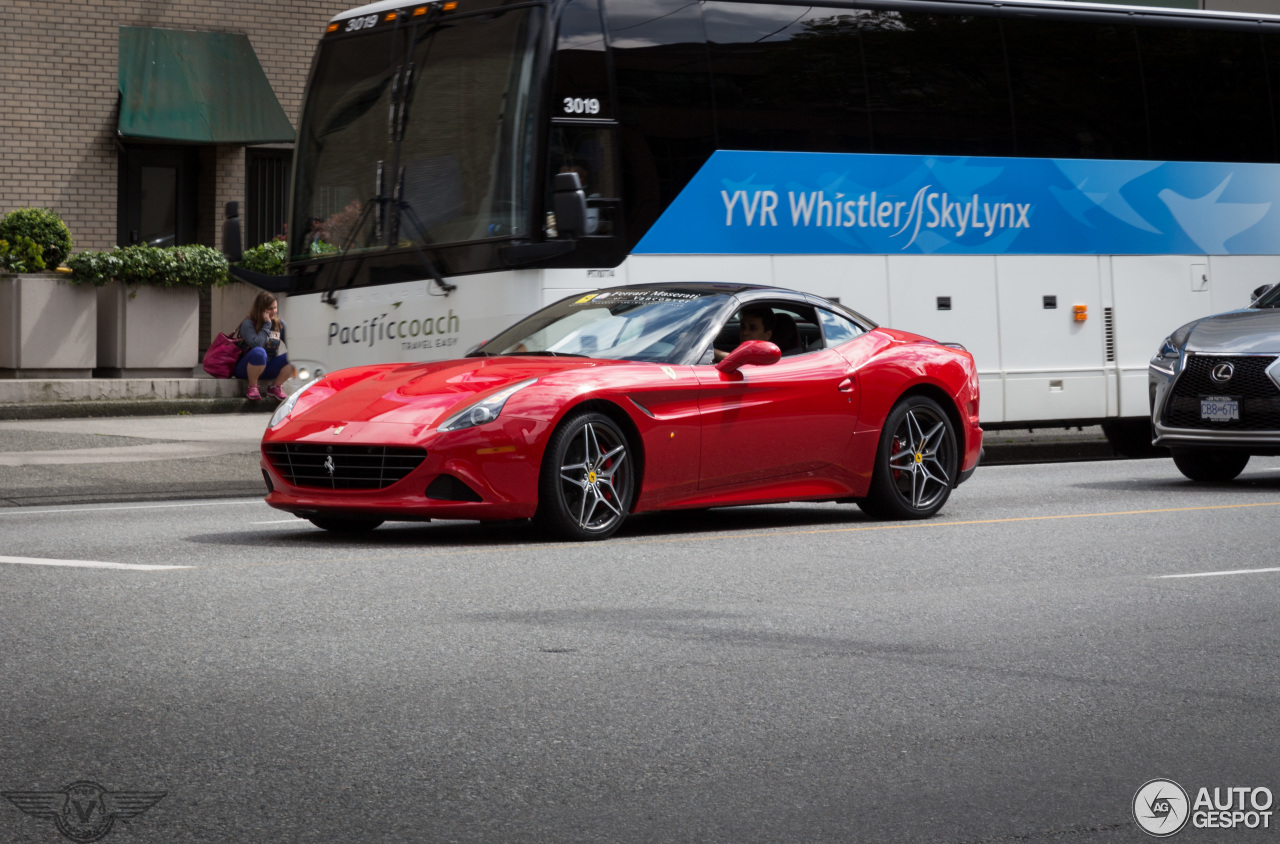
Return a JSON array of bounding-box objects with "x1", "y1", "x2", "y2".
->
[{"x1": 695, "y1": 303, "x2": 859, "y2": 489}]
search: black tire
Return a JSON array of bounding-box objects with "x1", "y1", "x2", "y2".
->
[
  {"x1": 537, "y1": 411, "x2": 635, "y2": 541},
  {"x1": 308, "y1": 516, "x2": 384, "y2": 533},
  {"x1": 1170, "y1": 448, "x2": 1250, "y2": 482},
  {"x1": 859, "y1": 396, "x2": 959, "y2": 520},
  {"x1": 1101, "y1": 418, "x2": 1168, "y2": 458}
]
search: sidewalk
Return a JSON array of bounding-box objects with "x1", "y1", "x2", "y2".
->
[{"x1": 0, "y1": 376, "x2": 285, "y2": 506}]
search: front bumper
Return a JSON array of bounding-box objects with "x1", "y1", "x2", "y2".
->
[
  {"x1": 1150, "y1": 356, "x2": 1280, "y2": 452},
  {"x1": 260, "y1": 417, "x2": 546, "y2": 522}
]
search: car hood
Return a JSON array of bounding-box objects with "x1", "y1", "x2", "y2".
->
[
  {"x1": 1185, "y1": 309, "x2": 1280, "y2": 354},
  {"x1": 295, "y1": 356, "x2": 617, "y2": 429}
]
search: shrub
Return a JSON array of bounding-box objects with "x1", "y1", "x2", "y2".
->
[
  {"x1": 0, "y1": 236, "x2": 47, "y2": 273},
  {"x1": 238, "y1": 239, "x2": 287, "y2": 275},
  {"x1": 66, "y1": 244, "x2": 229, "y2": 288},
  {"x1": 0, "y1": 207, "x2": 73, "y2": 268}
]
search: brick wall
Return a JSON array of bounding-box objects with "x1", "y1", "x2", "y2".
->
[{"x1": 1, "y1": 0, "x2": 348, "y2": 253}]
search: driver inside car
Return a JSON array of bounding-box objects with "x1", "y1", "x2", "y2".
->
[{"x1": 713, "y1": 306, "x2": 775, "y2": 362}]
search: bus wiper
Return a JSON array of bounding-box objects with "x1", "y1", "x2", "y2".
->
[{"x1": 395, "y1": 180, "x2": 456, "y2": 296}]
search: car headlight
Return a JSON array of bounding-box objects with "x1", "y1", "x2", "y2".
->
[
  {"x1": 437, "y1": 378, "x2": 537, "y2": 432},
  {"x1": 269, "y1": 379, "x2": 320, "y2": 428}
]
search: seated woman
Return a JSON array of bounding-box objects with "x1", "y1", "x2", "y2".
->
[{"x1": 235, "y1": 291, "x2": 296, "y2": 400}]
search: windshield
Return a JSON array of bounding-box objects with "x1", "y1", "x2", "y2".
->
[
  {"x1": 475, "y1": 289, "x2": 732, "y2": 364},
  {"x1": 290, "y1": 8, "x2": 540, "y2": 261}
]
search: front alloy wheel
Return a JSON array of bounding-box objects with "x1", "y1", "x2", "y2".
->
[
  {"x1": 538, "y1": 412, "x2": 634, "y2": 540},
  {"x1": 860, "y1": 396, "x2": 958, "y2": 520}
]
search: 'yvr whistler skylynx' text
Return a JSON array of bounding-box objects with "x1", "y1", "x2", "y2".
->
[{"x1": 721, "y1": 185, "x2": 1033, "y2": 248}]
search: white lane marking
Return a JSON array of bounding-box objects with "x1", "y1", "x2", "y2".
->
[
  {"x1": 0, "y1": 499, "x2": 263, "y2": 517},
  {"x1": 0, "y1": 555, "x2": 193, "y2": 571},
  {"x1": 1158, "y1": 567, "x2": 1280, "y2": 579}
]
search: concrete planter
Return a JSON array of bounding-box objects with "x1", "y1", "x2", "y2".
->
[
  {"x1": 0, "y1": 271, "x2": 98, "y2": 378},
  {"x1": 97, "y1": 281, "x2": 199, "y2": 377}
]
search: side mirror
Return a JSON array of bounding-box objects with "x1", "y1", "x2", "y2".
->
[
  {"x1": 552, "y1": 172, "x2": 587, "y2": 238},
  {"x1": 716, "y1": 340, "x2": 781, "y2": 374},
  {"x1": 1251, "y1": 283, "x2": 1275, "y2": 304}
]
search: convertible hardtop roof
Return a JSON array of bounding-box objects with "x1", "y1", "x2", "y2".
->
[{"x1": 585, "y1": 282, "x2": 878, "y2": 328}]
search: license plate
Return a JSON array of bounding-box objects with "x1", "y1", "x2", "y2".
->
[{"x1": 1200, "y1": 396, "x2": 1240, "y2": 421}]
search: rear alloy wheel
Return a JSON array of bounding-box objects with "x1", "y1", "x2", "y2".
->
[
  {"x1": 308, "y1": 516, "x2": 384, "y2": 533},
  {"x1": 538, "y1": 412, "x2": 635, "y2": 541},
  {"x1": 1171, "y1": 448, "x2": 1250, "y2": 482},
  {"x1": 859, "y1": 396, "x2": 958, "y2": 520}
]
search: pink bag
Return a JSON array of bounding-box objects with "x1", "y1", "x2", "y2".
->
[{"x1": 202, "y1": 330, "x2": 242, "y2": 379}]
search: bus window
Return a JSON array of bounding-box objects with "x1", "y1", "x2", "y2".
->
[
  {"x1": 606, "y1": 0, "x2": 715, "y2": 242},
  {"x1": 549, "y1": 124, "x2": 617, "y2": 236},
  {"x1": 552, "y1": 0, "x2": 611, "y2": 119},
  {"x1": 704, "y1": 4, "x2": 871, "y2": 154},
  {"x1": 1004, "y1": 17, "x2": 1147, "y2": 160},
  {"x1": 291, "y1": 27, "x2": 404, "y2": 259},
  {"x1": 397, "y1": 9, "x2": 539, "y2": 245},
  {"x1": 1139, "y1": 23, "x2": 1271, "y2": 164},
  {"x1": 859, "y1": 10, "x2": 1013, "y2": 157}
]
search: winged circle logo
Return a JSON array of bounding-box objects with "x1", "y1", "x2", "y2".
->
[{"x1": 3, "y1": 780, "x2": 165, "y2": 842}]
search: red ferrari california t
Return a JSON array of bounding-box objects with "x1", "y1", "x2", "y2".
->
[{"x1": 261, "y1": 283, "x2": 983, "y2": 539}]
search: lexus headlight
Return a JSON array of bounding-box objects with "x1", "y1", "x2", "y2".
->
[
  {"x1": 269, "y1": 379, "x2": 319, "y2": 428},
  {"x1": 438, "y1": 378, "x2": 537, "y2": 432}
]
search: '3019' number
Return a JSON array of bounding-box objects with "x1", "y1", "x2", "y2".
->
[
  {"x1": 345, "y1": 14, "x2": 378, "y2": 31},
  {"x1": 563, "y1": 97, "x2": 601, "y2": 115}
]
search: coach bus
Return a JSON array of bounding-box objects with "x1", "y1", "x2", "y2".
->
[{"x1": 281, "y1": 0, "x2": 1280, "y2": 451}]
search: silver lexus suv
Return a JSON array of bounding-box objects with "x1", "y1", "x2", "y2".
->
[{"x1": 1150, "y1": 283, "x2": 1280, "y2": 481}]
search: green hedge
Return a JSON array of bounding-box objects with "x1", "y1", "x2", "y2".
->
[
  {"x1": 238, "y1": 239, "x2": 287, "y2": 275},
  {"x1": 0, "y1": 236, "x2": 46, "y2": 273},
  {"x1": 0, "y1": 207, "x2": 73, "y2": 268},
  {"x1": 66, "y1": 244, "x2": 229, "y2": 288}
]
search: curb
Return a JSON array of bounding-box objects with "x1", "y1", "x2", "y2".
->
[{"x1": 0, "y1": 398, "x2": 277, "y2": 420}]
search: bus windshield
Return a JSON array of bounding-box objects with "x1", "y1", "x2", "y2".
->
[{"x1": 290, "y1": 7, "x2": 540, "y2": 261}]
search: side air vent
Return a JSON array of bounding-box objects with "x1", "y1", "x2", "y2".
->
[
  {"x1": 1104, "y1": 307, "x2": 1115, "y2": 362},
  {"x1": 425, "y1": 474, "x2": 483, "y2": 502},
  {"x1": 263, "y1": 443, "x2": 427, "y2": 490}
]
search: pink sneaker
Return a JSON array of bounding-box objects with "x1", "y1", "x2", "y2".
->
[
  {"x1": 246, "y1": 385, "x2": 262, "y2": 400},
  {"x1": 267, "y1": 385, "x2": 287, "y2": 401}
]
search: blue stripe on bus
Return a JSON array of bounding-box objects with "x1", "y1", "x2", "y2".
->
[{"x1": 633, "y1": 150, "x2": 1279, "y2": 256}]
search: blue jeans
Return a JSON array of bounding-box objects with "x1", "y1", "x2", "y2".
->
[{"x1": 235, "y1": 347, "x2": 291, "y2": 381}]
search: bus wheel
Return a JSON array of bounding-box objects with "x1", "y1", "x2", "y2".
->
[
  {"x1": 1101, "y1": 418, "x2": 1167, "y2": 458},
  {"x1": 1171, "y1": 448, "x2": 1250, "y2": 482},
  {"x1": 537, "y1": 412, "x2": 634, "y2": 541},
  {"x1": 859, "y1": 396, "x2": 957, "y2": 520},
  {"x1": 308, "y1": 516, "x2": 384, "y2": 533}
]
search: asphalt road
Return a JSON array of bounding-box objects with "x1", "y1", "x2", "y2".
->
[{"x1": 1, "y1": 456, "x2": 1278, "y2": 843}]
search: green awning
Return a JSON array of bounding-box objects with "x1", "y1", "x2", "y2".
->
[{"x1": 118, "y1": 27, "x2": 295, "y2": 144}]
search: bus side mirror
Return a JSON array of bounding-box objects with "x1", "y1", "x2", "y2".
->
[{"x1": 552, "y1": 172, "x2": 587, "y2": 238}]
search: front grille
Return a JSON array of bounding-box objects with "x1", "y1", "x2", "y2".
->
[
  {"x1": 263, "y1": 443, "x2": 427, "y2": 490},
  {"x1": 1163, "y1": 354, "x2": 1280, "y2": 431}
]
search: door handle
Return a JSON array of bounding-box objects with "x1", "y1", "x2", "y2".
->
[{"x1": 837, "y1": 377, "x2": 855, "y2": 392}]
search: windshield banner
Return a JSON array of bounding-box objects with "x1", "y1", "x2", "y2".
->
[{"x1": 633, "y1": 150, "x2": 1280, "y2": 256}]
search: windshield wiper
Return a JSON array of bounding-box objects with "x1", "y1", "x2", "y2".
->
[{"x1": 509, "y1": 351, "x2": 588, "y2": 358}]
